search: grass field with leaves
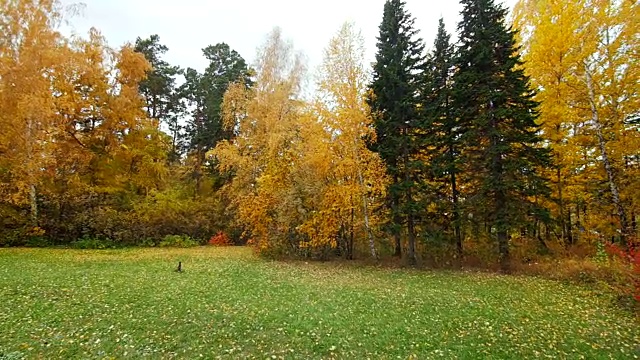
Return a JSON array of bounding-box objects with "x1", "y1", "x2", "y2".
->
[{"x1": 0, "y1": 247, "x2": 638, "y2": 359}]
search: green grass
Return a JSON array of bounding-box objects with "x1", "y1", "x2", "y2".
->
[{"x1": 0, "y1": 247, "x2": 638, "y2": 359}]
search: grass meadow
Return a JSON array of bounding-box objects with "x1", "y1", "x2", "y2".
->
[{"x1": 0, "y1": 247, "x2": 638, "y2": 359}]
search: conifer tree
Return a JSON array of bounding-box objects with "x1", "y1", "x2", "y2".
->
[
  {"x1": 182, "y1": 44, "x2": 252, "y2": 195},
  {"x1": 368, "y1": 0, "x2": 426, "y2": 264},
  {"x1": 452, "y1": 0, "x2": 551, "y2": 270},
  {"x1": 134, "y1": 35, "x2": 184, "y2": 163},
  {"x1": 422, "y1": 18, "x2": 462, "y2": 257}
]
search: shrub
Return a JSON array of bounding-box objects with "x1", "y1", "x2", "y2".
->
[
  {"x1": 604, "y1": 240, "x2": 640, "y2": 303},
  {"x1": 159, "y1": 235, "x2": 199, "y2": 248},
  {"x1": 514, "y1": 255, "x2": 637, "y2": 310},
  {"x1": 24, "y1": 236, "x2": 53, "y2": 248},
  {"x1": 71, "y1": 237, "x2": 118, "y2": 250},
  {"x1": 208, "y1": 232, "x2": 232, "y2": 246},
  {"x1": 138, "y1": 237, "x2": 158, "y2": 247}
]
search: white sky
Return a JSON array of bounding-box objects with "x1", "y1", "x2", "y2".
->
[{"x1": 61, "y1": 0, "x2": 519, "y2": 78}]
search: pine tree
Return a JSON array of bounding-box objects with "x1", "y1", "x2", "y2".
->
[
  {"x1": 422, "y1": 18, "x2": 462, "y2": 257},
  {"x1": 453, "y1": 0, "x2": 551, "y2": 270},
  {"x1": 182, "y1": 44, "x2": 252, "y2": 196},
  {"x1": 368, "y1": 0, "x2": 426, "y2": 264},
  {"x1": 134, "y1": 35, "x2": 184, "y2": 163}
]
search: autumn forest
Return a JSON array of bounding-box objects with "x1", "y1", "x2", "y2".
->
[{"x1": 1, "y1": 0, "x2": 638, "y2": 281}]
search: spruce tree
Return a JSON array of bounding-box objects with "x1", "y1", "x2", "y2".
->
[
  {"x1": 422, "y1": 18, "x2": 463, "y2": 257},
  {"x1": 452, "y1": 0, "x2": 551, "y2": 270},
  {"x1": 368, "y1": 0, "x2": 426, "y2": 264}
]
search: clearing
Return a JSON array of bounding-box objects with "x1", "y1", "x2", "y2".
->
[{"x1": 0, "y1": 247, "x2": 638, "y2": 359}]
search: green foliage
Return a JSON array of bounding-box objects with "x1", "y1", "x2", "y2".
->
[
  {"x1": 181, "y1": 43, "x2": 253, "y2": 195},
  {"x1": 0, "y1": 247, "x2": 638, "y2": 358},
  {"x1": 159, "y1": 235, "x2": 199, "y2": 248},
  {"x1": 24, "y1": 236, "x2": 52, "y2": 248},
  {"x1": 421, "y1": 18, "x2": 462, "y2": 256},
  {"x1": 0, "y1": 350, "x2": 25, "y2": 360},
  {"x1": 28, "y1": 186, "x2": 228, "y2": 247},
  {"x1": 452, "y1": 0, "x2": 552, "y2": 269},
  {"x1": 70, "y1": 236, "x2": 118, "y2": 250},
  {"x1": 594, "y1": 241, "x2": 609, "y2": 265},
  {"x1": 138, "y1": 237, "x2": 158, "y2": 248},
  {"x1": 0, "y1": 229, "x2": 26, "y2": 247},
  {"x1": 368, "y1": 0, "x2": 427, "y2": 263},
  {"x1": 134, "y1": 34, "x2": 184, "y2": 162}
]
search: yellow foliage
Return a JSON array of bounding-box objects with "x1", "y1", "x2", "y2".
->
[
  {"x1": 213, "y1": 25, "x2": 388, "y2": 257},
  {"x1": 513, "y1": 0, "x2": 639, "y2": 242},
  {"x1": 0, "y1": 0, "x2": 167, "y2": 229}
]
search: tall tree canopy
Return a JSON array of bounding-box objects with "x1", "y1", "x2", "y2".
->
[
  {"x1": 213, "y1": 28, "x2": 308, "y2": 254},
  {"x1": 182, "y1": 43, "x2": 252, "y2": 195},
  {"x1": 309, "y1": 22, "x2": 388, "y2": 259},
  {"x1": 134, "y1": 34, "x2": 184, "y2": 162},
  {"x1": 1, "y1": 0, "x2": 637, "y2": 279},
  {"x1": 453, "y1": 0, "x2": 551, "y2": 270},
  {"x1": 421, "y1": 18, "x2": 462, "y2": 256},
  {"x1": 368, "y1": 0, "x2": 426, "y2": 264}
]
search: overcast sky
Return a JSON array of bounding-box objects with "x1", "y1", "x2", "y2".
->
[{"x1": 60, "y1": 0, "x2": 519, "y2": 78}]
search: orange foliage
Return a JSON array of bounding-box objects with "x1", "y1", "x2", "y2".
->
[{"x1": 208, "y1": 232, "x2": 232, "y2": 247}]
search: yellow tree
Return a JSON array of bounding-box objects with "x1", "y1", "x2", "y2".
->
[
  {"x1": 47, "y1": 28, "x2": 165, "y2": 204},
  {"x1": 305, "y1": 22, "x2": 388, "y2": 259},
  {"x1": 0, "y1": 0, "x2": 71, "y2": 226},
  {"x1": 213, "y1": 28, "x2": 308, "y2": 253},
  {"x1": 514, "y1": 0, "x2": 639, "y2": 244},
  {"x1": 1, "y1": 0, "x2": 166, "y2": 238}
]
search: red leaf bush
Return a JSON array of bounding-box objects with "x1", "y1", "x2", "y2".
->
[
  {"x1": 208, "y1": 232, "x2": 232, "y2": 246},
  {"x1": 605, "y1": 239, "x2": 640, "y2": 302}
]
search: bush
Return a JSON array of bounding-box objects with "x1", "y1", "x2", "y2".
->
[
  {"x1": 208, "y1": 232, "x2": 232, "y2": 246},
  {"x1": 71, "y1": 237, "x2": 118, "y2": 250},
  {"x1": 604, "y1": 240, "x2": 640, "y2": 303},
  {"x1": 31, "y1": 188, "x2": 230, "y2": 247},
  {"x1": 24, "y1": 236, "x2": 53, "y2": 248},
  {"x1": 514, "y1": 256, "x2": 637, "y2": 309},
  {"x1": 138, "y1": 237, "x2": 158, "y2": 247},
  {"x1": 159, "y1": 235, "x2": 199, "y2": 248}
]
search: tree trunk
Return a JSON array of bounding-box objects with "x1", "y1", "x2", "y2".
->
[
  {"x1": 575, "y1": 203, "x2": 581, "y2": 243},
  {"x1": 26, "y1": 117, "x2": 38, "y2": 227},
  {"x1": 194, "y1": 149, "x2": 203, "y2": 199},
  {"x1": 403, "y1": 138, "x2": 416, "y2": 266},
  {"x1": 348, "y1": 199, "x2": 355, "y2": 260},
  {"x1": 584, "y1": 65, "x2": 630, "y2": 244},
  {"x1": 566, "y1": 207, "x2": 574, "y2": 246},
  {"x1": 489, "y1": 98, "x2": 509, "y2": 272},
  {"x1": 446, "y1": 87, "x2": 462, "y2": 258},
  {"x1": 392, "y1": 189, "x2": 402, "y2": 257},
  {"x1": 194, "y1": 108, "x2": 204, "y2": 199},
  {"x1": 354, "y1": 140, "x2": 377, "y2": 259},
  {"x1": 495, "y1": 178, "x2": 510, "y2": 271},
  {"x1": 450, "y1": 152, "x2": 462, "y2": 258},
  {"x1": 498, "y1": 229, "x2": 509, "y2": 272},
  {"x1": 407, "y1": 212, "x2": 417, "y2": 266},
  {"x1": 557, "y1": 167, "x2": 567, "y2": 243},
  {"x1": 29, "y1": 183, "x2": 38, "y2": 227},
  {"x1": 496, "y1": 186, "x2": 510, "y2": 271},
  {"x1": 535, "y1": 219, "x2": 549, "y2": 250},
  {"x1": 357, "y1": 163, "x2": 377, "y2": 259}
]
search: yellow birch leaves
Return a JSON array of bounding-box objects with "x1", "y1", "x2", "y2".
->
[{"x1": 214, "y1": 24, "x2": 387, "y2": 256}]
